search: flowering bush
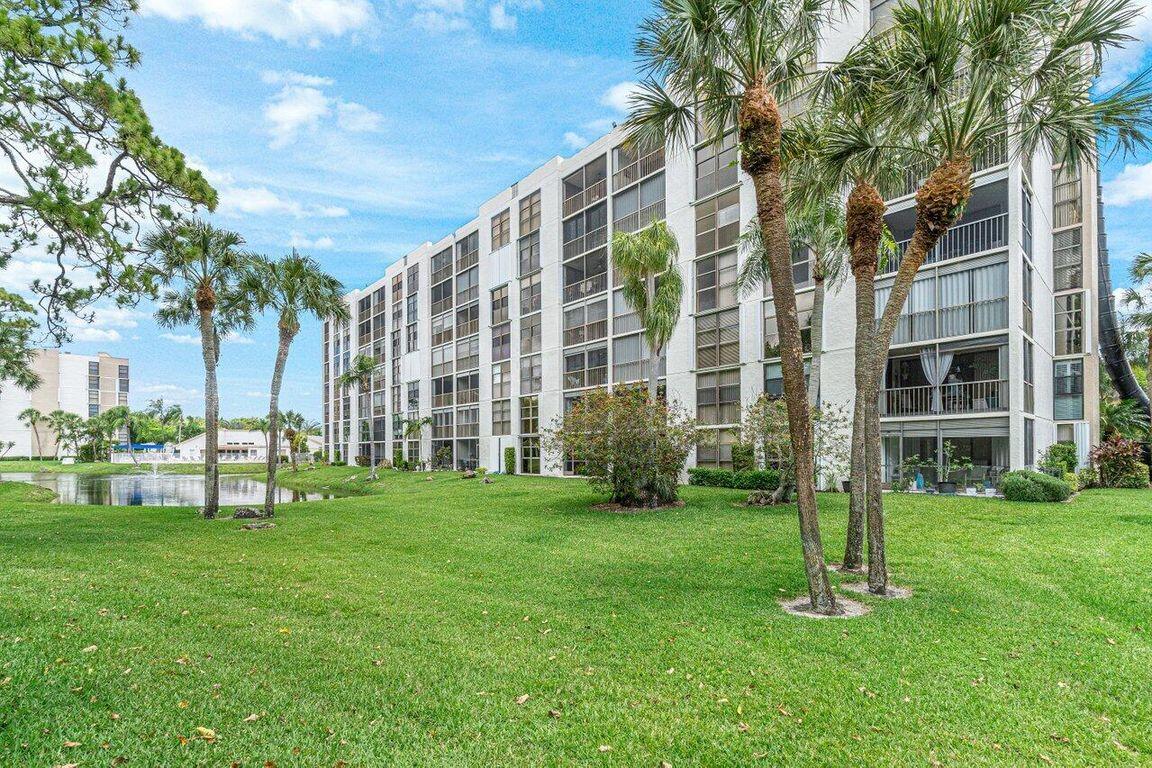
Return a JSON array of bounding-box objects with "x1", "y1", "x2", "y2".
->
[
  {"x1": 1089, "y1": 437, "x2": 1149, "y2": 488},
  {"x1": 544, "y1": 387, "x2": 701, "y2": 508}
]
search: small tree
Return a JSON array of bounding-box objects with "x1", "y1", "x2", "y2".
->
[
  {"x1": 544, "y1": 387, "x2": 700, "y2": 508},
  {"x1": 17, "y1": 408, "x2": 43, "y2": 461}
]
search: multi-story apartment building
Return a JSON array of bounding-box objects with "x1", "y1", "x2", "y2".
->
[
  {"x1": 322, "y1": 6, "x2": 1117, "y2": 481},
  {"x1": 0, "y1": 350, "x2": 130, "y2": 457}
]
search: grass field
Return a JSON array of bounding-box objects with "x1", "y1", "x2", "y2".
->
[{"x1": 1, "y1": 468, "x2": 1149, "y2": 766}]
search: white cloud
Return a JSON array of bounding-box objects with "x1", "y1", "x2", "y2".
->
[
  {"x1": 601, "y1": 81, "x2": 641, "y2": 114},
  {"x1": 265, "y1": 85, "x2": 332, "y2": 148},
  {"x1": 161, "y1": 332, "x2": 200, "y2": 346},
  {"x1": 223, "y1": 332, "x2": 255, "y2": 345},
  {"x1": 1097, "y1": 0, "x2": 1152, "y2": 91},
  {"x1": 245, "y1": 390, "x2": 271, "y2": 398},
  {"x1": 411, "y1": 10, "x2": 470, "y2": 32},
  {"x1": 1103, "y1": 160, "x2": 1152, "y2": 206},
  {"x1": 262, "y1": 72, "x2": 383, "y2": 148},
  {"x1": 288, "y1": 232, "x2": 336, "y2": 250},
  {"x1": 218, "y1": 185, "x2": 349, "y2": 219},
  {"x1": 489, "y1": 3, "x2": 516, "y2": 30},
  {"x1": 563, "y1": 131, "x2": 589, "y2": 150},
  {"x1": 71, "y1": 328, "x2": 122, "y2": 343},
  {"x1": 139, "y1": 0, "x2": 374, "y2": 44},
  {"x1": 162, "y1": 331, "x2": 253, "y2": 345},
  {"x1": 336, "y1": 102, "x2": 384, "y2": 133}
]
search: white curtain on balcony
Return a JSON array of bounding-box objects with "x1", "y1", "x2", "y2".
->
[{"x1": 920, "y1": 348, "x2": 954, "y2": 413}]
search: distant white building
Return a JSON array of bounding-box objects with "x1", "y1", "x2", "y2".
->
[
  {"x1": 0, "y1": 349, "x2": 129, "y2": 458},
  {"x1": 164, "y1": 429, "x2": 322, "y2": 463}
]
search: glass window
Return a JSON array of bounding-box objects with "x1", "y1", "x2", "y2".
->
[
  {"x1": 763, "y1": 293, "x2": 813, "y2": 359},
  {"x1": 697, "y1": 308, "x2": 741, "y2": 369},
  {"x1": 492, "y1": 321, "x2": 511, "y2": 361},
  {"x1": 1053, "y1": 163, "x2": 1082, "y2": 229},
  {"x1": 563, "y1": 247, "x2": 608, "y2": 303},
  {"x1": 431, "y1": 247, "x2": 453, "y2": 285},
  {"x1": 695, "y1": 131, "x2": 738, "y2": 199},
  {"x1": 456, "y1": 231, "x2": 479, "y2": 272},
  {"x1": 696, "y1": 428, "x2": 736, "y2": 469},
  {"x1": 406, "y1": 322, "x2": 418, "y2": 353},
  {"x1": 492, "y1": 360, "x2": 512, "y2": 399},
  {"x1": 1024, "y1": 417, "x2": 1035, "y2": 468},
  {"x1": 519, "y1": 230, "x2": 541, "y2": 276},
  {"x1": 455, "y1": 303, "x2": 479, "y2": 338},
  {"x1": 456, "y1": 335, "x2": 479, "y2": 371},
  {"x1": 431, "y1": 343, "x2": 454, "y2": 377},
  {"x1": 520, "y1": 436, "x2": 541, "y2": 474},
  {"x1": 520, "y1": 272, "x2": 542, "y2": 315},
  {"x1": 1054, "y1": 294, "x2": 1083, "y2": 355},
  {"x1": 521, "y1": 354, "x2": 542, "y2": 394},
  {"x1": 520, "y1": 313, "x2": 541, "y2": 354},
  {"x1": 492, "y1": 399, "x2": 512, "y2": 435},
  {"x1": 406, "y1": 264, "x2": 419, "y2": 296},
  {"x1": 519, "y1": 190, "x2": 541, "y2": 234},
  {"x1": 406, "y1": 381, "x2": 420, "y2": 411},
  {"x1": 456, "y1": 266, "x2": 479, "y2": 306},
  {"x1": 563, "y1": 299, "x2": 608, "y2": 347},
  {"x1": 1054, "y1": 359, "x2": 1084, "y2": 420},
  {"x1": 695, "y1": 188, "x2": 740, "y2": 256},
  {"x1": 695, "y1": 250, "x2": 738, "y2": 312},
  {"x1": 432, "y1": 312, "x2": 454, "y2": 347},
  {"x1": 1054, "y1": 229, "x2": 1083, "y2": 291},
  {"x1": 491, "y1": 285, "x2": 509, "y2": 324},
  {"x1": 696, "y1": 369, "x2": 741, "y2": 425},
  {"x1": 613, "y1": 288, "x2": 641, "y2": 335},
  {"x1": 563, "y1": 346, "x2": 608, "y2": 389},
  {"x1": 1023, "y1": 341, "x2": 1034, "y2": 414},
  {"x1": 491, "y1": 209, "x2": 511, "y2": 249},
  {"x1": 520, "y1": 395, "x2": 539, "y2": 434},
  {"x1": 431, "y1": 278, "x2": 453, "y2": 316},
  {"x1": 764, "y1": 360, "x2": 810, "y2": 399},
  {"x1": 612, "y1": 333, "x2": 657, "y2": 384},
  {"x1": 455, "y1": 372, "x2": 479, "y2": 405},
  {"x1": 1022, "y1": 260, "x2": 1034, "y2": 336},
  {"x1": 1021, "y1": 188, "x2": 1033, "y2": 258},
  {"x1": 432, "y1": 375, "x2": 454, "y2": 408}
]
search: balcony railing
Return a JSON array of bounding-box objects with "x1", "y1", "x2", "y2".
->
[
  {"x1": 881, "y1": 213, "x2": 1008, "y2": 275},
  {"x1": 455, "y1": 319, "x2": 479, "y2": 338},
  {"x1": 563, "y1": 225, "x2": 608, "y2": 260},
  {"x1": 457, "y1": 388, "x2": 479, "y2": 405},
  {"x1": 613, "y1": 147, "x2": 666, "y2": 191},
  {"x1": 880, "y1": 378, "x2": 1008, "y2": 417},
  {"x1": 880, "y1": 135, "x2": 1008, "y2": 201},
  {"x1": 562, "y1": 178, "x2": 607, "y2": 218},
  {"x1": 563, "y1": 273, "x2": 608, "y2": 304},
  {"x1": 889, "y1": 297, "x2": 1008, "y2": 345},
  {"x1": 432, "y1": 393, "x2": 454, "y2": 408},
  {"x1": 613, "y1": 199, "x2": 666, "y2": 235},
  {"x1": 564, "y1": 367, "x2": 609, "y2": 390}
]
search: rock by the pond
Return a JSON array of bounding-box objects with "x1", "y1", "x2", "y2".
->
[
  {"x1": 241, "y1": 522, "x2": 276, "y2": 531},
  {"x1": 425, "y1": 476, "x2": 434, "y2": 481},
  {"x1": 483, "y1": 477, "x2": 494, "y2": 484},
  {"x1": 746, "y1": 490, "x2": 776, "y2": 507},
  {"x1": 462, "y1": 470, "x2": 477, "y2": 479},
  {"x1": 232, "y1": 507, "x2": 265, "y2": 519}
]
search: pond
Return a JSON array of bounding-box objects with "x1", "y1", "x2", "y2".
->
[{"x1": 0, "y1": 471, "x2": 335, "y2": 507}]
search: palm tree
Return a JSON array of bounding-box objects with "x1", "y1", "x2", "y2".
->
[
  {"x1": 279, "y1": 410, "x2": 307, "y2": 472},
  {"x1": 611, "y1": 220, "x2": 683, "y2": 400},
  {"x1": 625, "y1": 0, "x2": 844, "y2": 613},
  {"x1": 1123, "y1": 253, "x2": 1152, "y2": 408},
  {"x1": 339, "y1": 354, "x2": 381, "y2": 479},
  {"x1": 1100, "y1": 397, "x2": 1150, "y2": 441},
  {"x1": 243, "y1": 252, "x2": 348, "y2": 516},
  {"x1": 402, "y1": 415, "x2": 433, "y2": 466},
  {"x1": 143, "y1": 219, "x2": 255, "y2": 520},
  {"x1": 17, "y1": 407, "x2": 43, "y2": 461},
  {"x1": 46, "y1": 409, "x2": 78, "y2": 460},
  {"x1": 104, "y1": 405, "x2": 139, "y2": 466},
  {"x1": 737, "y1": 201, "x2": 848, "y2": 410},
  {"x1": 824, "y1": 0, "x2": 1152, "y2": 594}
]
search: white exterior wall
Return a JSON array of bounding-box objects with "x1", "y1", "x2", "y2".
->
[{"x1": 322, "y1": 3, "x2": 1101, "y2": 479}]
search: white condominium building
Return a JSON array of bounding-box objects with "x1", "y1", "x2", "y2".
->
[
  {"x1": 0, "y1": 350, "x2": 130, "y2": 458},
  {"x1": 322, "y1": 5, "x2": 1133, "y2": 481}
]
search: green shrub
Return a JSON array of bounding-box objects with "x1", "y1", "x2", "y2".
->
[
  {"x1": 1062, "y1": 472, "x2": 1079, "y2": 492},
  {"x1": 688, "y1": 467, "x2": 780, "y2": 491},
  {"x1": 354, "y1": 455, "x2": 370, "y2": 467},
  {"x1": 999, "y1": 470, "x2": 1072, "y2": 503},
  {"x1": 1076, "y1": 465, "x2": 1098, "y2": 489},
  {"x1": 1039, "y1": 441, "x2": 1079, "y2": 475},
  {"x1": 1115, "y1": 462, "x2": 1150, "y2": 489},
  {"x1": 731, "y1": 443, "x2": 755, "y2": 472},
  {"x1": 504, "y1": 446, "x2": 516, "y2": 475}
]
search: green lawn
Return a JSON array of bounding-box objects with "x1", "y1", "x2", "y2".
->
[{"x1": 1, "y1": 469, "x2": 1149, "y2": 766}]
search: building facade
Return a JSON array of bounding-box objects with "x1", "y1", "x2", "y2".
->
[
  {"x1": 0, "y1": 350, "x2": 130, "y2": 458},
  {"x1": 322, "y1": 8, "x2": 1104, "y2": 481}
]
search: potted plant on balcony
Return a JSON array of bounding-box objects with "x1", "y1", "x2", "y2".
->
[{"x1": 936, "y1": 441, "x2": 975, "y2": 495}]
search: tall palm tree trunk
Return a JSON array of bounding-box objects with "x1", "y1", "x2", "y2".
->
[
  {"x1": 741, "y1": 79, "x2": 837, "y2": 614},
  {"x1": 647, "y1": 273, "x2": 659, "y2": 402},
  {"x1": 263, "y1": 323, "x2": 294, "y2": 517},
  {"x1": 31, "y1": 426, "x2": 40, "y2": 461},
  {"x1": 199, "y1": 307, "x2": 220, "y2": 519},
  {"x1": 844, "y1": 181, "x2": 884, "y2": 572},
  {"x1": 807, "y1": 274, "x2": 825, "y2": 411},
  {"x1": 866, "y1": 160, "x2": 972, "y2": 594}
]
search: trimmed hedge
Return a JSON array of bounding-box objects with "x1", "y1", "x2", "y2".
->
[
  {"x1": 999, "y1": 469, "x2": 1073, "y2": 503},
  {"x1": 504, "y1": 446, "x2": 516, "y2": 475},
  {"x1": 688, "y1": 467, "x2": 781, "y2": 491}
]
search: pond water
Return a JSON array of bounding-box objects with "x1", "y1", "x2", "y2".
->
[{"x1": 0, "y1": 471, "x2": 335, "y2": 507}]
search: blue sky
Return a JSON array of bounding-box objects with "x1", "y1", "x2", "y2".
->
[{"x1": 15, "y1": 0, "x2": 1152, "y2": 421}]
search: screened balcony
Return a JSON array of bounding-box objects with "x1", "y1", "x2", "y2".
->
[
  {"x1": 562, "y1": 156, "x2": 608, "y2": 218},
  {"x1": 880, "y1": 343, "x2": 1008, "y2": 418},
  {"x1": 881, "y1": 181, "x2": 1008, "y2": 275},
  {"x1": 877, "y1": 256, "x2": 1008, "y2": 345},
  {"x1": 613, "y1": 141, "x2": 665, "y2": 191}
]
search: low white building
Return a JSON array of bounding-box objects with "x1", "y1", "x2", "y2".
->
[{"x1": 163, "y1": 430, "x2": 322, "y2": 463}]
